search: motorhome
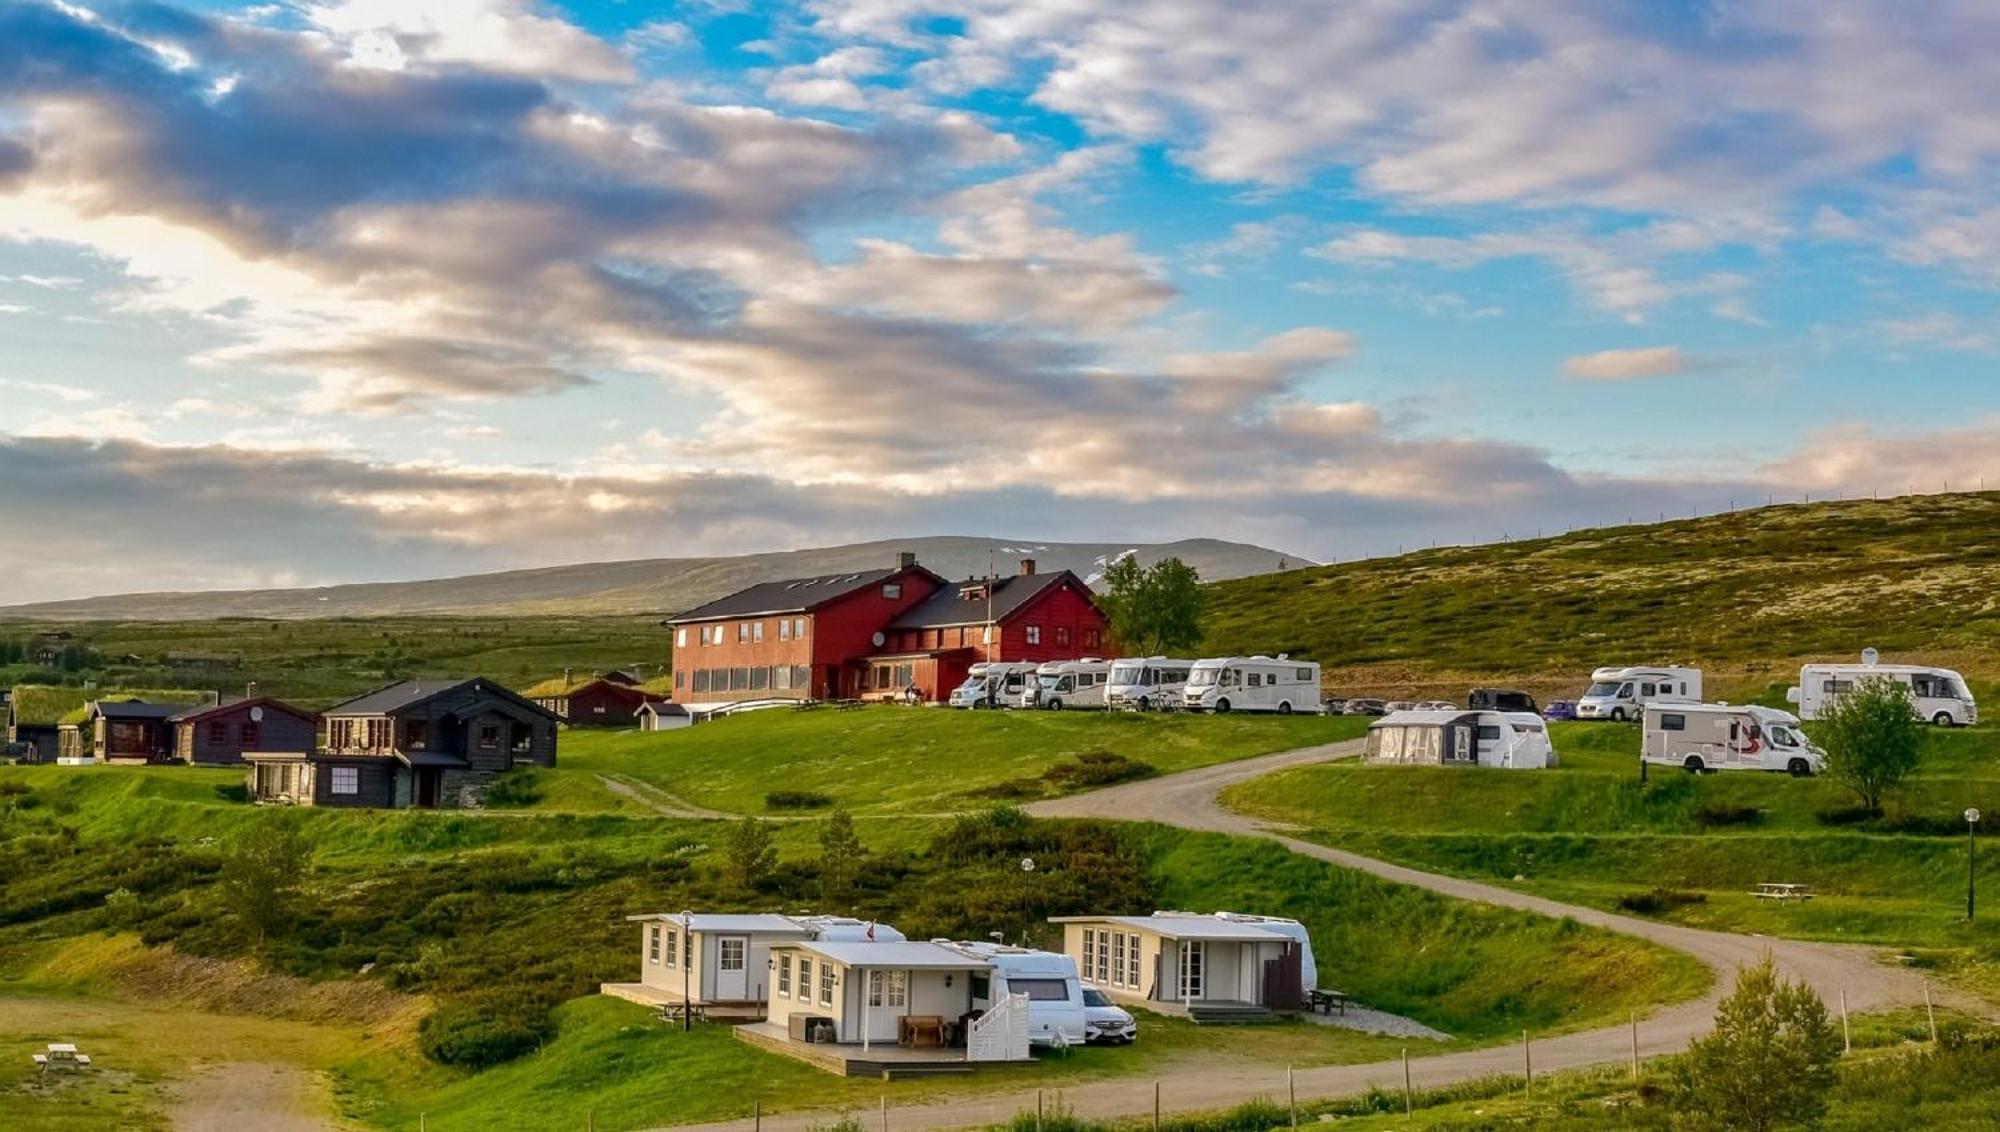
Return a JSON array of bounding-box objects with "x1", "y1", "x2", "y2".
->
[
  {"x1": 1023, "y1": 659, "x2": 1112, "y2": 711},
  {"x1": 1468, "y1": 688, "x2": 1538, "y2": 713},
  {"x1": 1643, "y1": 703, "x2": 1824, "y2": 776},
  {"x1": 948, "y1": 662, "x2": 1040, "y2": 709},
  {"x1": 1104, "y1": 657, "x2": 1195, "y2": 711},
  {"x1": 1575, "y1": 666, "x2": 1701, "y2": 721},
  {"x1": 941, "y1": 941, "x2": 1088, "y2": 1047},
  {"x1": 1788, "y1": 655, "x2": 1977, "y2": 727},
  {"x1": 1182, "y1": 657, "x2": 1322, "y2": 714},
  {"x1": 1365, "y1": 710, "x2": 1557, "y2": 769}
]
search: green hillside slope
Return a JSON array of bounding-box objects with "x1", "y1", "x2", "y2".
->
[{"x1": 1201, "y1": 492, "x2": 2000, "y2": 696}]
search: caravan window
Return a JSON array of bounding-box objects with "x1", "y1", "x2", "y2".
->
[
  {"x1": 1824, "y1": 679, "x2": 1855, "y2": 694},
  {"x1": 1475, "y1": 725, "x2": 1501, "y2": 741},
  {"x1": 1297, "y1": 668, "x2": 1312, "y2": 681},
  {"x1": 1640, "y1": 683, "x2": 1657, "y2": 697},
  {"x1": 1660, "y1": 714, "x2": 1686, "y2": 731},
  {"x1": 1247, "y1": 672, "x2": 1262, "y2": 687},
  {"x1": 1009, "y1": 978, "x2": 1072, "y2": 1002}
]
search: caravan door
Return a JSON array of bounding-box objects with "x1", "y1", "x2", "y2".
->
[{"x1": 714, "y1": 936, "x2": 749, "y2": 999}]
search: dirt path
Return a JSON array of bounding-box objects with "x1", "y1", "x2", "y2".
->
[
  {"x1": 597, "y1": 773, "x2": 736, "y2": 820},
  {"x1": 664, "y1": 737, "x2": 1950, "y2": 1132},
  {"x1": 170, "y1": 1061, "x2": 342, "y2": 1131}
]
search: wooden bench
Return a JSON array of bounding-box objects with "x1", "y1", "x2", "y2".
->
[
  {"x1": 897, "y1": 1015, "x2": 947, "y2": 1048},
  {"x1": 1753, "y1": 883, "x2": 1814, "y2": 901},
  {"x1": 1307, "y1": 988, "x2": 1349, "y2": 1016}
]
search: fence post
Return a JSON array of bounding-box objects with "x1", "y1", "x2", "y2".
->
[
  {"x1": 1841, "y1": 990, "x2": 1851, "y2": 1053},
  {"x1": 1287, "y1": 1064, "x2": 1296, "y2": 1129},
  {"x1": 1036, "y1": 1089, "x2": 1044, "y2": 1132},
  {"x1": 1401, "y1": 1048, "x2": 1412, "y2": 1115},
  {"x1": 1522, "y1": 1030, "x2": 1532, "y2": 1093},
  {"x1": 1925, "y1": 984, "x2": 1939, "y2": 1042},
  {"x1": 1153, "y1": 1081, "x2": 1160, "y2": 1132},
  {"x1": 754, "y1": 1101, "x2": 762, "y2": 1132},
  {"x1": 1630, "y1": 1013, "x2": 1639, "y2": 1080},
  {"x1": 882, "y1": 1094, "x2": 890, "y2": 1132}
]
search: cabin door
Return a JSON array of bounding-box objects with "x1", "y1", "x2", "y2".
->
[
  {"x1": 714, "y1": 936, "x2": 749, "y2": 999},
  {"x1": 416, "y1": 768, "x2": 441, "y2": 809}
]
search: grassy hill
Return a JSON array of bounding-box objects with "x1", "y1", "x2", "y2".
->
[
  {"x1": 1201, "y1": 491, "x2": 2000, "y2": 698},
  {"x1": 0, "y1": 535, "x2": 1306, "y2": 621}
]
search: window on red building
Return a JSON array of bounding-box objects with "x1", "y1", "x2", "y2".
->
[
  {"x1": 1025, "y1": 626, "x2": 1041, "y2": 645},
  {"x1": 1056, "y1": 626, "x2": 1071, "y2": 647}
]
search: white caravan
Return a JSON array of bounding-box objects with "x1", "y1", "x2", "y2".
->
[
  {"x1": 1104, "y1": 657, "x2": 1195, "y2": 711},
  {"x1": 1152, "y1": 911, "x2": 1318, "y2": 993},
  {"x1": 1643, "y1": 703, "x2": 1824, "y2": 776},
  {"x1": 1788, "y1": 655, "x2": 1977, "y2": 727},
  {"x1": 1026, "y1": 659, "x2": 1113, "y2": 711},
  {"x1": 1576, "y1": 666, "x2": 1702, "y2": 721},
  {"x1": 1366, "y1": 710, "x2": 1557, "y2": 769},
  {"x1": 943, "y1": 941, "x2": 1088, "y2": 1047},
  {"x1": 949, "y1": 662, "x2": 1040, "y2": 709},
  {"x1": 1182, "y1": 656, "x2": 1323, "y2": 714}
]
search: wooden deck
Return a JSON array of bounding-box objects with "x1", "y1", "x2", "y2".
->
[
  {"x1": 598, "y1": 983, "x2": 767, "y2": 1021},
  {"x1": 733, "y1": 1022, "x2": 981, "y2": 1078}
]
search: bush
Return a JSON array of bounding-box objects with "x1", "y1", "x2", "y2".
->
[
  {"x1": 1617, "y1": 888, "x2": 1708, "y2": 915},
  {"x1": 1817, "y1": 804, "x2": 1881, "y2": 827},
  {"x1": 1694, "y1": 801, "x2": 1763, "y2": 828},
  {"x1": 418, "y1": 995, "x2": 555, "y2": 1067},
  {"x1": 765, "y1": 790, "x2": 833, "y2": 810},
  {"x1": 482, "y1": 772, "x2": 543, "y2": 809},
  {"x1": 1042, "y1": 750, "x2": 1157, "y2": 790}
]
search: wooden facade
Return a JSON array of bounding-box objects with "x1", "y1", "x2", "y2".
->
[
  {"x1": 527, "y1": 677, "x2": 669, "y2": 727},
  {"x1": 246, "y1": 678, "x2": 558, "y2": 810},
  {"x1": 866, "y1": 564, "x2": 1116, "y2": 702},
  {"x1": 172, "y1": 698, "x2": 319, "y2": 766}
]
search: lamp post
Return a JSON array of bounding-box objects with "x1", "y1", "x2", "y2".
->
[
  {"x1": 680, "y1": 909, "x2": 693, "y2": 1032},
  {"x1": 1966, "y1": 810, "x2": 1982, "y2": 923}
]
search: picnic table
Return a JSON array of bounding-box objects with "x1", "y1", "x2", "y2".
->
[
  {"x1": 658, "y1": 1001, "x2": 708, "y2": 1024},
  {"x1": 33, "y1": 1043, "x2": 91, "y2": 1072},
  {"x1": 1306, "y1": 989, "x2": 1349, "y2": 1016},
  {"x1": 1753, "y1": 883, "x2": 1814, "y2": 901}
]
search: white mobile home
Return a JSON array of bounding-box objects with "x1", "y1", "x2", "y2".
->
[
  {"x1": 1788, "y1": 657, "x2": 1977, "y2": 727},
  {"x1": 1181, "y1": 657, "x2": 1321, "y2": 715},
  {"x1": 763, "y1": 940, "x2": 1029, "y2": 1054},
  {"x1": 942, "y1": 941, "x2": 1088, "y2": 1047},
  {"x1": 1022, "y1": 659, "x2": 1112, "y2": 711},
  {"x1": 1575, "y1": 666, "x2": 1701, "y2": 721},
  {"x1": 1150, "y1": 911, "x2": 1319, "y2": 994},
  {"x1": 1104, "y1": 657, "x2": 1195, "y2": 711},
  {"x1": 1643, "y1": 703, "x2": 1824, "y2": 776},
  {"x1": 621, "y1": 913, "x2": 814, "y2": 1012},
  {"x1": 1051, "y1": 914, "x2": 1306, "y2": 1017},
  {"x1": 949, "y1": 662, "x2": 1039, "y2": 709},
  {"x1": 1365, "y1": 710, "x2": 1556, "y2": 769}
]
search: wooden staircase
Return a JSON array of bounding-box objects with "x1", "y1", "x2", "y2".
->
[{"x1": 1186, "y1": 1001, "x2": 1276, "y2": 1025}]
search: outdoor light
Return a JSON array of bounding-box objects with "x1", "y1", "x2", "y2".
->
[
  {"x1": 679, "y1": 909, "x2": 694, "y2": 1033},
  {"x1": 1967, "y1": 809, "x2": 1982, "y2": 923},
  {"x1": 1021, "y1": 857, "x2": 1036, "y2": 872}
]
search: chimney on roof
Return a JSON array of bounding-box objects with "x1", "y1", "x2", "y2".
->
[
  {"x1": 245, "y1": 681, "x2": 260, "y2": 700},
  {"x1": 564, "y1": 667, "x2": 573, "y2": 686},
  {"x1": 897, "y1": 551, "x2": 918, "y2": 569},
  {"x1": 1018, "y1": 558, "x2": 1037, "y2": 576}
]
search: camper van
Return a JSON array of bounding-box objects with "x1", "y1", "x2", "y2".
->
[
  {"x1": 1182, "y1": 657, "x2": 1323, "y2": 714},
  {"x1": 1024, "y1": 659, "x2": 1113, "y2": 711},
  {"x1": 1366, "y1": 710, "x2": 1556, "y2": 769},
  {"x1": 949, "y1": 662, "x2": 1040, "y2": 709},
  {"x1": 1104, "y1": 657, "x2": 1195, "y2": 711},
  {"x1": 1575, "y1": 666, "x2": 1702, "y2": 721},
  {"x1": 1643, "y1": 703, "x2": 1824, "y2": 776},
  {"x1": 1788, "y1": 656, "x2": 1977, "y2": 727},
  {"x1": 1152, "y1": 911, "x2": 1318, "y2": 993},
  {"x1": 942, "y1": 941, "x2": 1088, "y2": 1047}
]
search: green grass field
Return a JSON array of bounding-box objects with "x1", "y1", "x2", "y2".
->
[{"x1": 556, "y1": 707, "x2": 1367, "y2": 815}]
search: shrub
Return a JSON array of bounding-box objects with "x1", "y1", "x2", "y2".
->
[
  {"x1": 1041, "y1": 751, "x2": 1157, "y2": 789},
  {"x1": 765, "y1": 790, "x2": 833, "y2": 810},
  {"x1": 1815, "y1": 676, "x2": 1923, "y2": 810},
  {"x1": 481, "y1": 772, "x2": 543, "y2": 809},
  {"x1": 1617, "y1": 888, "x2": 1707, "y2": 916},
  {"x1": 418, "y1": 995, "x2": 555, "y2": 1068},
  {"x1": 1817, "y1": 804, "x2": 1881, "y2": 827},
  {"x1": 1671, "y1": 955, "x2": 1840, "y2": 1131},
  {"x1": 1694, "y1": 801, "x2": 1763, "y2": 828}
]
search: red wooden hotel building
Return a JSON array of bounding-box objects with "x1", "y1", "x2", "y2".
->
[{"x1": 666, "y1": 552, "x2": 1114, "y2": 704}]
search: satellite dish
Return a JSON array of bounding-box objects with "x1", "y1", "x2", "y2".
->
[
  {"x1": 1861, "y1": 647, "x2": 1880, "y2": 667},
  {"x1": 872, "y1": 631, "x2": 886, "y2": 647},
  {"x1": 249, "y1": 706, "x2": 264, "y2": 722}
]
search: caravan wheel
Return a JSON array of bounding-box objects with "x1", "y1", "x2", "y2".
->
[
  {"x1": 1214, "y1": 699, "x2": 1232, "y2": 713},
  {"x1": 1683, "y1": 756, "x2": 1706, "y2": 775},
  {"x1": 1933, "y1": 711, "x2": 1957, "y2": 728},
  {"x1": 1277, "y1": 701, "x2": 1293, "y2": 715},
  {"x1": 1787, "y1": 758, "x2": 1812, "y2": 777},
  {"x1": 1136, "y1": 696, "x2": 1151, "y2": 712},
  {"x1": 1611, "y1": 707, "x2": 1629, "y2": 722}
]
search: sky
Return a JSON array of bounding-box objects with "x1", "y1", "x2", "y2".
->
[{"x1": 3, "y1": 0, "x2": 2000, "y2": 603}]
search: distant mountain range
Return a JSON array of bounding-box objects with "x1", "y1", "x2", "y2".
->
[{"x1": 0, "y1": 536, "x2": 1312, "y2": 621}]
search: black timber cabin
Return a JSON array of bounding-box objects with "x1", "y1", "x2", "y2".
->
[{"x1": 245, "y1": 678, "x2": 558, "y2": 810}]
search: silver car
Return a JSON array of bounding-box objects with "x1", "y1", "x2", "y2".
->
[{"x1": 1081, "y1": 984, "x2": 1137, "y2": 1044}]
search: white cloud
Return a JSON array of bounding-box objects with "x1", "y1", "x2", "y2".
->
[
  {"x1": 304, "y1": 0, "x2": 634, "y2": 81},
  {"x1": 1562, "y1": 346, "x2": 1691, "y2": 381},
  {"x1": 0, "y1": 379, "x2": 99, "y2": 403}
]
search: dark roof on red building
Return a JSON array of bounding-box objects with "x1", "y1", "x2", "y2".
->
[
  {"x1": 888, "y1": 570, "x2": 1093, "y2": 630},
  {"x1": 669, "y1": 564, "x2": 943, "y2": 623}
]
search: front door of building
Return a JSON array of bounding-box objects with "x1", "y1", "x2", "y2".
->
[
  {"x1": 416, "y1": 768, "x2": 440, "y2": 809},
  {"x1": 715, "y1": 936, "x2": 749, "y2": 999},
  {"x1": 1178, "y1": 941, "x2": 1206, "y2": 1001}
]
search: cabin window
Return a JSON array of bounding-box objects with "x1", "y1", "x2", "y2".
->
[
  {"x1": 883, "y1": 583, "x2": 902, "y2": 600},
  {"x1": 737, "y1": 623, "x2": 749, "y2": 643},
  {"x1": 1125, "y1": 935, "x2": 1142, "y2": 988},
  {"x1": 692, "y1": 670, "x2": 710, "y2": 693},
  {"x1": 676, "y1": 628, "x2": 688, "y2": 648},
  {"x1": 718, "y1": 938, "x2": 746, "y2": 973},
  {"x1": 752, "y1": 621, "x2": 765, "y2": 643},
  {"x1": 675, "y1": 671, "x2": 685, "y2": 690},
  {"x1": 1082, "y1": 930, "x2": 1095, "y2": 976},
  {"x1": 773, "y1": 666, "x2": 792, "y2": 691},
  {"x1": 1096, "y1": 929, "x2": 1112, "y2": 983},
  {"x1": 649, "y1": 925, "x2": 662, "y2": 964},
  {"x1": 1111, "y1": 932, "x2": 1127, "y2": 986},
  {"x1": 404, "y1": 720, "x2": 428, "y2": 750},
  {"x1": 207, "y1": 721, "x2": 228, "y2": 745},
  {"x1": 886, "y1": 970, "x2": 907, "y2": 1007},
  {"x1": 779, "y1": 619, "x2": 791, "y2": 641},
  {"x1": 792, "y1": 665, "x2": 810, "y2": 689},
  {"x1": 239, "y1": 722, "x2": 260, "y2": 748},
  {"x1": 1025, "y1": 626, "x2": 1041, "y2": 645},
  {"x1": 330, "y1": 766, "x2": 359, "y2": 796},
  {"x1": 750, "y1": 667, "x2": 769, "y2": 691},
  {"x1": 818, "y1": 962, "x2": 835, "y2": 1008},
  {"x1": 1085, "y1": 629, "x2": 1102, "y2": 649},
  {"x1": 664, "y1": 929, "x2": 678, "y2": 969},
  {"x1": 1660, "y1": 714, "x2": 1686, "y2": 731},
  {"x1": 777, "y1": 955, "x2": 792, "y2": 997},
  {"x1": 478, "y1": 725, "x2": 500, "y2": 749},
  {"x1": 794, "y1": 618, "x2": 807, "y2": 638},
  {"x1": 797, "y1": 958, "x2": 812, "y2": 1001},
  {"x1": 731, "y1": 667, "x2": 749, "y2": 691},
  {"x1": 511, "y1": 723, "x2": 533, "y2": 752},
  {"x1": 1056, "y1": 626, "x2": 1071, "y2": 647}
]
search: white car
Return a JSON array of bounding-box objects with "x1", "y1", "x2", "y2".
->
[{"x1": 1081, "y1": 983, "x2": 1136, "y2": 1044}]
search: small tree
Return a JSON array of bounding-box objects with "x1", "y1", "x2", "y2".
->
[
  {"x1": 219, "y1": 817, "x2": 312, "y2": 951},
  {"x1": 1099, "y1": 556, "x2": 1206, "y2": 655},
  {"x1": 1671, "y1": 955, "x2": 1841, "y2": 1132},
  {"x1": 722, "y1": 815, "x2": 777, "y2": 894},
  {"x1": 1815, "y1": 676, "x2": 1923, "y2": 811},
  {"x1": 817, "y1": 807, "x2": 865, "y2": 906}
]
